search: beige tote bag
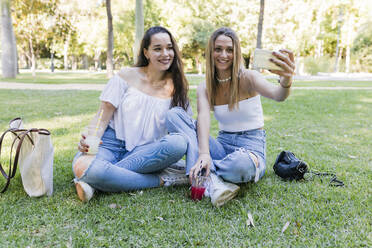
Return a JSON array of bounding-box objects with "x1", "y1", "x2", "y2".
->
[{"x1": 0, "y1": 118, "x2": 54, "y2": 196}]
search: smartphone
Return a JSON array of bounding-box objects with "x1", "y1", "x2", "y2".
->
[{"x1": 252, "y1": 48, "x2": 283, "y2": 71}]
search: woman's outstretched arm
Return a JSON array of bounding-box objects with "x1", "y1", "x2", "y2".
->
[{"x1": 189, "y1": 83, "x2": 212, "y2": 180}]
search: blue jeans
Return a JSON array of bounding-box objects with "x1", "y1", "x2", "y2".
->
[
  {"x1": 165, "y1": 107, "x2": 266, "y2": 183},
  {"x1": 72, "y1": 126, "x2": 187, "y2": 192}
]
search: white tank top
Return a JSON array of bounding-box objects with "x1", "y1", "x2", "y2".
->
[
  {"x1": 99, "y1": 74, "x2": 171, "y2": 151},
  {"x1": 213, "y1": 95, "x2": 264, "y2": 132}
]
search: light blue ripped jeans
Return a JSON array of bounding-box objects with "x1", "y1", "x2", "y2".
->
[
  {"x1": 72, "y1": 126, "x2": 187, "y2": 192},
  {"x1": 165, "y1": 107, "x2": 266, "y2": 184}
]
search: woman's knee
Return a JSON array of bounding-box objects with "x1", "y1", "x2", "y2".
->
[
  {"x1": 73, "y1": 155, "x2": 96, "y2": 179},
  {"x1": 223, "y1": 152, "x2": 263, "y2": 183},
  {"x1": 166, "y1": 107, "x2": 183, "y2": 123},
  {"x1": 165, "y1": 107, "x2": 191, "y2": 130},
  {"x1": 162, "y1": 133, "x2": 187, "y2": 156}
]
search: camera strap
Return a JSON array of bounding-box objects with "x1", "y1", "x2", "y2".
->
[{"x1": 305, "y1": 170, "x2": 344, "y2": 187}]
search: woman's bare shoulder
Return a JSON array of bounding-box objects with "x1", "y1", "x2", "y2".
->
[
  {"x1": 117, "y1": 67, "x2": 142, "y2": 83},
  {"x1": 239, "y1": 68, "x2": 254, "y2": 91}
]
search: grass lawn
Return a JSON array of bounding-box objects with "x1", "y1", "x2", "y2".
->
[
  {"x1": 0, "y1": 72, "x2": 108, "y2": 84},
  {"x1": 0, "y1": 71, "x2": 204, "y2": 86},
  {"x1": 0, "y1": 83, "x2": 371, "y2": 247},
  {"x1": 2, "y1": 71, "x2": 372, "y2": 87}
]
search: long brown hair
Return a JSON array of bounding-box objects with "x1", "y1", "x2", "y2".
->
[
  {"x1": 134, "y1": 26, "x2": 189, "y2": 111},
  {"x1": 205, "y1": 27, "x2": 243, "y2": 110}
]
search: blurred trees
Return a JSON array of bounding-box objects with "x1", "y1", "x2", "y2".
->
[
  {"x1": 13, "y1": 0, "x2": 71, "y2": 75},
  {"x1": 5, "y1": 0, "x2": 372, "y2": 75},
  {"x1": 352, "y1": 22, "x2": 372, "y2": 71}
]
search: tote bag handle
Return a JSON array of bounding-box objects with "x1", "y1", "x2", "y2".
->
[{"x1": 0, "y1": 128, "x2": 41, "y2": 193}]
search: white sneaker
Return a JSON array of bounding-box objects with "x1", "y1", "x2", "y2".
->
[
  {"x1": 207, "y1": 173, "x2": 240, "y2": 207},
  {"x1": 74, "y1": 179, "x2": 94, "y2": 202},
  {"x1": 168, "y1": 159, "x2": 186, "y2": 171},
  {"x1": 159, "y1": 167, "x2": 188, "y2": 187}
]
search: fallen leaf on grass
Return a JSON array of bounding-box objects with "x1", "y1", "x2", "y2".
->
[
  {"x1": 66, "y1": 236, "x2": 72, "y2": 248},
  {"x1": 129, "y1": 191, "x2": 143, "y2": 196},
  {"x1": 109, "y1": 203, "x2": 121, "y2": 209},
  {"x1": 246, "y1": 212, "x2": 255, "y2": 227},
  {"x1": 347, "y1": 154, "x2": 357, "y2": 159},
  {"x1": 156, "y1": 216, "x2": 164, "y2": 221},
  {"x1": 293, "y1": 221, "x2": 302, "y2": 235},
  {"x1": 281, "y1": 221, "x2": 290, "y2": 233}
]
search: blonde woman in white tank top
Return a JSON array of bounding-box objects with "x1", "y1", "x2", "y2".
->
[{"x1": 166, "y1": 27, "x2": 295, "y2": 207}]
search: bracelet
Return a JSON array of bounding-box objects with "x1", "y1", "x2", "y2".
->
[
  {"x1": 278, "y1": 78, "x2": 292, "y2": 88},
  {"x1": 280, "y1": 83, "x2": 292, "y2": 88}
]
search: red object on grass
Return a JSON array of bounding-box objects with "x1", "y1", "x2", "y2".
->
[{"x1": 191, "y1": 186, "x2": 206, "y2": 201}]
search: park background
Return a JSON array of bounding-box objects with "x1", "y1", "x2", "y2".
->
[
  {"x1": 0, "y1": 0, "x2": 371, "y2": 247},
  {"x1": 1, "y1": 0, "x2": 372, "y2": 78}
]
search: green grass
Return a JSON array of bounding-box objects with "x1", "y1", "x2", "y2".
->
[
  {"x1": 1, "y1": 72, "x2": 108, "y2": 84},
  {"x1": 0, "y1": 84, "x2": 371, "y2": 247},
  {"x1": 0, "y1": 71, "x2": 204, "y2": 86},
  {"x1": 291, "y1": 80, "x2": 372, "y2": 87},
  {"x1": 2, "y1": 72, "x2": 372, "y2": 88}
]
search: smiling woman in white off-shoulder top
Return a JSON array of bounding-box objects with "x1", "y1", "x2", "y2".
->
[{"x1": 71, "y1": 26, "x2": 191, "y2": 202}]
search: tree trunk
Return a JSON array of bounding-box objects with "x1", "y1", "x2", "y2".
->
[
  {"x1": 314, "y1": 3, "x2": 326, "y2": 58},
  {"x1": 345, "y1": 16, "x2": 353, "y2": 73},
  {"x1": 345, "y1": 45, "x2": 350, "y2": 73},
  {"x1": 64, "y1": 34, "x2": 70, "y2": 70},
  {"x1": 16, "y1": 48, "x2": 19, "y2": 74},
  {"x1": 71, "y1": 55, "x2": 77, "y2": 70},
  {"x1": 50, "y1": 52, "x2": 55, "y2": 72},
  {"x1": 134, "y1": 0, "x2": 144, "y2": 63},
  {"x1": 23, "y1": 51, "x2": 30, "y2": 69},
  {"x1": 82, "y1": 54, "x2": 88, "y2": 70},
  {"x1": 195, "y1": 56, "x2": 202, "y2": 75},
  {"x1": 94, "y1": 49, "x2": 101, "y2": 71},
  {"x1": 28, "y1": 38, "x2": 36, "y2": 77},
  {"x1": 336, "y1": 47, "x2": 343, "y2": 73},
  {"x1": 1, "y1": 0, "x2": 17, "y2": 78},
  {"x1": 333, "y1": 8, "x2": 343, "y2": 73},
  {"x1": 106, "y1": 0, "x2": 114, "y2": 77},
  {"x1": 317, "y1": 40, "x2": 323, "y2": 57},
  {"x1": 256, "y1": 0, "x2": 265, "y2": 49}
]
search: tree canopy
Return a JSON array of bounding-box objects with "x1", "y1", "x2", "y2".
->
[{"x1": 4, "y1": 0, "x2": 372, "y2": 74}]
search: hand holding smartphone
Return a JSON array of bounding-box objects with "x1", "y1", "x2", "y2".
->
[{"x1": 252, "y1": 48, "x2": 284, "y2": 71}]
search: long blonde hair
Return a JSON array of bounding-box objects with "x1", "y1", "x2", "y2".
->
[{"x1": 205, "y1": 27, "x2": 243, "y2": 110}]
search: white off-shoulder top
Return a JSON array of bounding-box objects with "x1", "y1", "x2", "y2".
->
[
  {"x1": 213, "y1": 95, "x2": 264, "y2": 132},
  {"x1": 99, "y1": 74, "x2": 172, "y2": 151}
]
